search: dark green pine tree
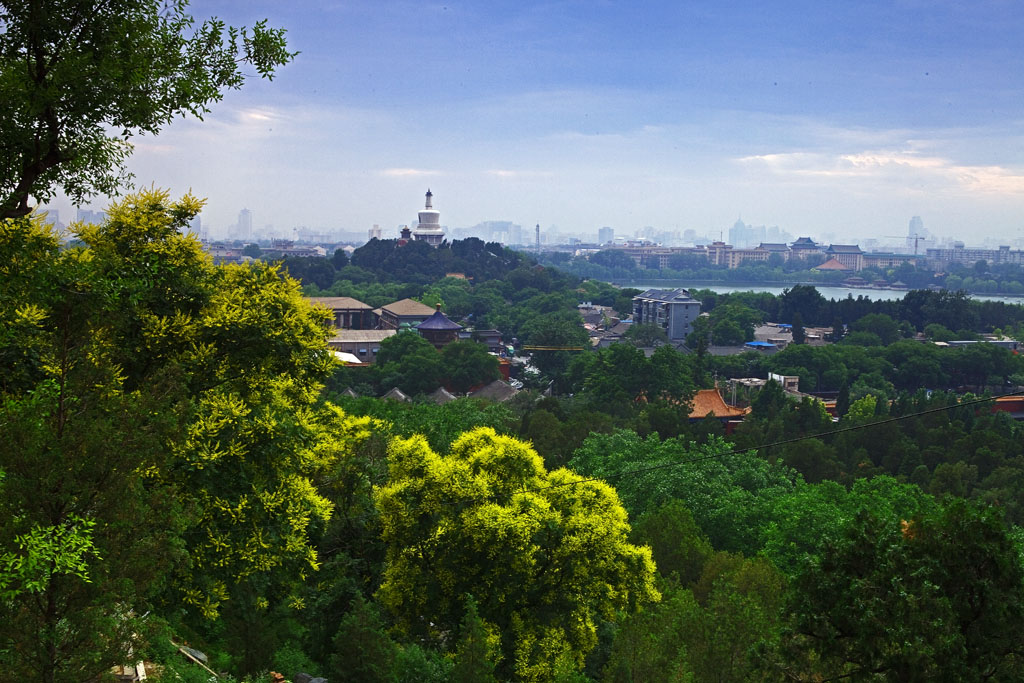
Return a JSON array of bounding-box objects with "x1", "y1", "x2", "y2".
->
[
  {"x1": 836, "y1": 381, "x2": 851, "y2": 419},
  {"x1": 330, "y1": 595, "x2": 398, "y2": 683},
  {"x1": 451, "y1": 595, "x2": 497, "y2": 683},
  {"x1": 830, "y1": 316, "x2": 845, "y2": 342},
  {"x1": 791, "y1": 312, "x2": 806, "y2": 345}
]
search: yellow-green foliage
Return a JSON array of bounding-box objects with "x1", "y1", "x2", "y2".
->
[
  {"x1": 375, "y1": 427, "x2": 659, "y2": 682},
  {"x1": 1, "y1": 189, "x2": 372, "y2": 619}
]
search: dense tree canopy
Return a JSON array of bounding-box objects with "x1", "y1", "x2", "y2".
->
[
  {"x1": 0, "y1": 191, "x2": 370, "y2": 679},
  {"x1": 786, "y1": 500, "x2": 1024, "y2": 681},
  {"x1": 375, "y1": 428, "x2": 660, "y2": 681}
]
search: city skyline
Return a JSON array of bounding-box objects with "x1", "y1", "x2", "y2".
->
[{"x1": 45, "y1": 0, "x2": 1024, "y2": 244}]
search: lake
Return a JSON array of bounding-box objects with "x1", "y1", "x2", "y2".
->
[{"x1": 616, "y1": 281, "x2": 1024, "y2": 305}]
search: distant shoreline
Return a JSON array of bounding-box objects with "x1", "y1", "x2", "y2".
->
[{"x1": 607, "y1": 279, "x2": 1024, "y2": 304}]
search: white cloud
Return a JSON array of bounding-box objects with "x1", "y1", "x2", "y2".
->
[
  {"x1": 738, "y1": 149, "x2": 1024, "y2": 195},
  {"x1": 378, "y1": 168, "x2": 442, "y2": 177}
]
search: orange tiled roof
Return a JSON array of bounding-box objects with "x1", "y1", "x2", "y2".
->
[
  {"x1": 689, "y1": 389, "x2": 749, "y2": 419},
  {"x1": 812, "y1": 257, "x2": 852, "y2": 271}
]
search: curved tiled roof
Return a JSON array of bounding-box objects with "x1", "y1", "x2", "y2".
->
[
  {"x1": 382, "y1": 298, "x2": 436, "y2": 316},
  {"x1": 689, "y1": 389, "x2": 749, "y2": 419},
  {"x1": 417, "y1": 307, "x2": 463, "y2": 331}
]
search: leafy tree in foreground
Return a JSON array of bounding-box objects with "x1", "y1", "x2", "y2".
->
[
  {"x1": 0, "y1": 0, "x2": 295, "y2": 217},
  {"x1": 375, "y1": 428, "x2": 659, "y2": 681},
  {"x1": 0, "y1": 191, "x2": 371, "y2": 679}
]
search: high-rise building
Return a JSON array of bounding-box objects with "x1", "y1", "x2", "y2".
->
[
  {"x1": 368, "y1": 224, "x2": 382, "y2": 241},
  {"x1": 729, "y1": 218, "x2": 766, "y2": 248},
  {"x1": 508, "y1": 223, "x2": 523, "y2": 245},
  {"x1": 909, "y1": 215, "x2": 926, "y2": 238},
  {"x1": 237, "y1": 208, "x2": 253, "y2": 241},
  {"x1": 76, "y1": 207, "x2": 106, "y2": 224},
  {"x1": 598, "y1": 226, "x2": 614, "y2": 244}
]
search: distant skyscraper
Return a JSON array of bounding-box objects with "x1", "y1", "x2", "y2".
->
[
  {"x1": 369, "y1": 224, "x2": 382, "y2": 240},
  {"x1": 76, "y1": 207, "x2": 106, "y2": 225},
  {"x1": 535, "y1": 224, "x2": 541, "y2": 253},
  {"x1": 598, "y1": 226, "x2": 614, "y2": 244},
  {"x1": 237, "y1": 208, "x2": 253, "y2": 241},
  {"x1": 908, "y1": 215, "x2": 926, "y2": 238}
]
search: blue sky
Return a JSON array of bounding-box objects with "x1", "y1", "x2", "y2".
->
[{"x1": 69, "y1": 0, "x2": 1024, "y2": 243}]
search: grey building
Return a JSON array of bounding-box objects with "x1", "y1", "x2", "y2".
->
[{"x1": 632, "y1": 288, "x2": 701, "y2": 341}]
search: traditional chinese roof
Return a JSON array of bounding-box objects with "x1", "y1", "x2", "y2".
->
[
  {"x1": 417, "y1": 304, "x2": 463, "y2": 331},
  {"x1": 306, "y1": 296, "x2": 372, "y2": 310},
  {"x1": 812, "y1": 257, "x2": 852, "y2": 271},
  {"x1": 329, "y1": 330, "x2": 397, "y2": 343},
  {"x1": 469, "y1": 380, "x2": 518, "y2": 402},
  {"x1": 826, "y1": 244, "x2": 864, "y2": 254},
  {"x1": 428, "y1": 387, "x2": 457, "y2": 404},
  {"x1": 791, "y1": 237, "x2": 819, "y2": 248},
  {"x1": 758, "y1": 243, "x2": 791, "y2": 252},
  {"x1": 688, "y1": 389, "x2": 749, "y2": 419},
  {"x1": 381, "y1": 298, "x2": 436, "y2": 317},
  {"x1": 382, "y1": 387, "x2": 411, "y2": 402}
]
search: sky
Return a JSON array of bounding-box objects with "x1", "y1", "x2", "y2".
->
[{"x1": 58, "y1": 0, "x2": 1024, "y2": 244}]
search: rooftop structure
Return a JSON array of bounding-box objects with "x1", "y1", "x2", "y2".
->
[
  {"x1": 689, "y1": 388, "x2": 750, "y2": 419},
  {"x1": 417, "y1": 304, "x2": 463, "y2": 349},
  {"x1": 413, "y1": 189, "x2": 445, "y2": 247},
  {"x1": 825, "y1": 244, "x2": 865, "y2": 270},
  {"x1": 327, "y1": 329, "x2": 397, "y2": 363},
  {"x1": 632, "y1": 288, "x2": 701, "y2": 341},
  {"x1": 377, "y1": 298, "x2": 437, "y2": 330},
  {"x1": 306, "y1": 296, "x2": 373, "y2": 329}
]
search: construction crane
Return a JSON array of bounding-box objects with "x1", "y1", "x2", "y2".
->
[{"x1": 882, "y1": 233, "x2": 925, "y2": 255}]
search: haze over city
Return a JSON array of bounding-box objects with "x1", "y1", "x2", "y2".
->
[{"x1": 54, "y1": 0, "x2": 1024, "y2": 245}]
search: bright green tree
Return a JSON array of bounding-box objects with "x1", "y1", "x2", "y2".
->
[
  {"x1": 0, "y1": 191, "x2": 371, "y2": 678},
  {"x1": 375, "y1": 428, "x2": 660, "y2": 681},
  {"x1": 0, "y1": 0, "x2": 295, "y2": 217}
]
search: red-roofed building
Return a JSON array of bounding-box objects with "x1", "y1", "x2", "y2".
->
[{"x1": 688, "y1": 389, "x2": 750, "y2": 420}]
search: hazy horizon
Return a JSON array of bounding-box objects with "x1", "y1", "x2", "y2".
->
[{"x1": 44, "y1": 0, "x2": 1024, "y2": 246}]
